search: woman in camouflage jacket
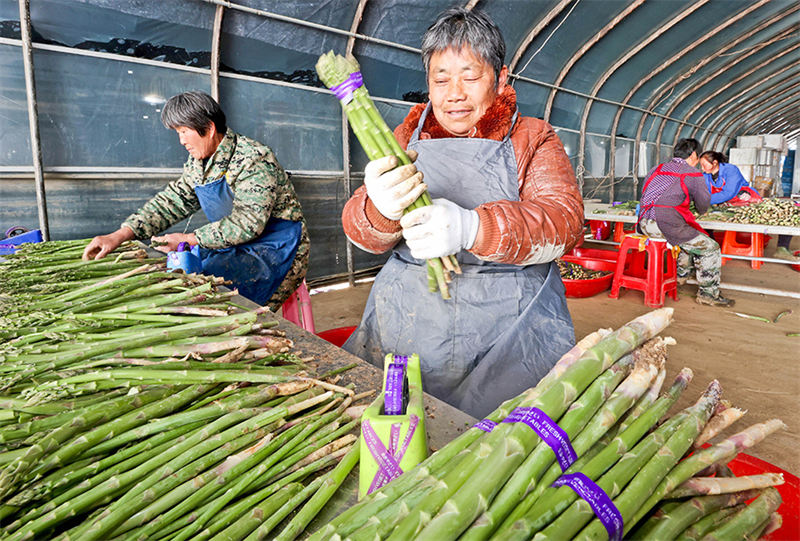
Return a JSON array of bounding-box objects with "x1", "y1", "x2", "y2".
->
[{"x1": 83, "y1": 91, "x2": 309, "y2": 311}]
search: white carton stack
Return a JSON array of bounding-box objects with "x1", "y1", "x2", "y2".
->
[{"x1": 728, "y1": 133, "x2": 787, "y2": 196}]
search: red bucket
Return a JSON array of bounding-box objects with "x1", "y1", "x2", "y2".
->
[
  {"x1": 316, "y1": 326, "x2": 357, "y2": 348},
  {"x1": 791, "y1": 251, "x2": 800, "y2": 272}
]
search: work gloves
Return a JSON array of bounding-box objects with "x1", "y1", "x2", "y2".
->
[
  {"x1": 401, "y1": 198, "x2": 480, "y2": 260},
  {"x1": 364, "y1": 155, "x2": 427, "y2": 221}
]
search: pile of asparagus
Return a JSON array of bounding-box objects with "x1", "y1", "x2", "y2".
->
[
  {"x1": 696, "y1": 198, "x2": 800, "y2": 227},
  {"x1": 0, "y1": 240, "x2": 362, "y2": 540},
  {"x1": 310, "y1": 308, "x2": 787, "y2": 540},
  {"x1": 557, "y1": 260, "x2": 611, "y2": 281}
]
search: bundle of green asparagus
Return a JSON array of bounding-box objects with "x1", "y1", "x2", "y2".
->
[
  {"x1": 0, "y1": 240, "x2": 363, "y2": 540},
  {"x1": 315, "y1": 51, "x2": 460, "y2": 300},
  {"x1": 310, "y1": 307, "x2": 788, "y2": 541}
]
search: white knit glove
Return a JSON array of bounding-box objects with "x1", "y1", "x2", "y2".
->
[
  {"x1": 364, "y1": 156, "x2": 427, "y2": 220},
  {"x1": 400, "y1": 198, "x2": 480, "y2": 260}
]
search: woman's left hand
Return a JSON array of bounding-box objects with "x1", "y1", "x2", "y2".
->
[{"x1": 150, "y1": 233, "x2": 198, "y2": 253}]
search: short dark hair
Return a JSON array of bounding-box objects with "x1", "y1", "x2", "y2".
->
[
  {"x1": 421, "y1": 7, "x2": 506, "y2": 85},
  {"x1": 161, "y1": 91, "x2": 226, "y2": 135},
  {"x1": 699, "y1": 150, "x2": 728, "y2": 164},
  {"x1": 673, "y1": 138, "x2": 702, "y2": 159}
]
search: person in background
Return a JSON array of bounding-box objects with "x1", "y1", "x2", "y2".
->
[
  {"x1": 637, "y1": 138, "x2": 734, "y2": 307},
  {"x1": 340, "y1": 8, "x2": 584, "y2": 418},
  {"x1": 698, "y1": 151, "x2": 762, "y2": 206},
  {"x1": 83, "y1": 91, "x2": 309, "y2": 311},
  {"x1": 700, "y1": 151, "x2": 798, "y2": 262}
]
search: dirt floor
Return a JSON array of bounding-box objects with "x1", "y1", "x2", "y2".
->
[{"x1": 308, "y1": 237, "x2": 800, "y2": 475}]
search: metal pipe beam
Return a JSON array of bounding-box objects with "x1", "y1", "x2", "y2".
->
[
  {"x1": 17, "y1": 0, "x2": 49, "y2": 240},
  {"x1": 210, "y1": 5, "x2": 224, "y2": 101},
  {"x1": 576, "y1": 0, "x2": 709, "y2": 190},
  {"x1": 720, "y1": 100, "x2": 799, "y2": 151},
  {"x1": 632, "y1": 15, "x2": 797, "y2": 185},
  {"x1": 706, "y1": 78, "x2": 800, "y2": 150},
  {"x1": 649, "y1": 19, "x2": 799, "y2": 151},
  {"x1": 508, "y1": 0, "x2": 573, "y2": 74},
  {"x1": 543, "y1": 0, "x2": 643, "y2": 123},
  {"x1": 691, "y1": 63, "x2": 800, "y2": 146},
  {"x1": 200, "y1": 0, "x2": 419, "y2": 53},
  {"x1": 609, "y1": 0, "x2": 772, "y2": 191},
  {"x1": 674, "y1": 45, "x2": 800, "y2": 145}
]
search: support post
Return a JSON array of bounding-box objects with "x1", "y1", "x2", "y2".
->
[{"x1": 18, "y1": 0, "x2": 50, "y2": 240}]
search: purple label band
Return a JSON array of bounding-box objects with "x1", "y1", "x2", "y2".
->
[
  {"x1": 364, "y1": 415, "x2": 419, "y2": 494},
  {"x1": 552, "y1": 473, "x2": 623, "y2": 541},
  {"x1": 502, "y1": 407, "x2": 577, "y2": 472},
  {"x1": 330, "y1": 71, "x2": 363, "y2": 104},
  {"x1": 384, "y1": 363, "x2": 405, "y2": 416},
  {"x1": 393, "y1": 354, "x2": 409, "y2": 366},
  {"x1": 473, "y1": 419, "x2": 497, "y2": 432}
]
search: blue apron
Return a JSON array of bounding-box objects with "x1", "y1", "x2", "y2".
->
[
  {"x1": 344, "y1": 104, "x2": 575, "y2": 418},
  {"x1": 194, "y1": 176, "x2": 302, "y2": 307}
]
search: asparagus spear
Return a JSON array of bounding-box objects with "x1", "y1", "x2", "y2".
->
[{"x1": 699, "y1": 487, "x2": 782, "y2": 541}]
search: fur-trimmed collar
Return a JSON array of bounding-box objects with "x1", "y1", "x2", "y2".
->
[{"x1": 396, "y1": 85, "x2": 517, "y2": 144}]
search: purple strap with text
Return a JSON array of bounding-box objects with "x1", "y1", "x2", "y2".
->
[
  {"x1": 330, "y1": 71, "x2": 363, "y2": 104},
  {"x1": 384, "y1": 363, "x2": 405, "y2": 416},
  {"x1": 552, "y1": 472, "x2": 623, "y2": 541},
  {"x1": 502, "y1": 407, "x2": 577, "y2": 471},
  {"x1": 363, "y1": 415, "x2": 420, "y2": 494},
  {"x1": 473, "y1": 419, "x2": 497, "y2": 432}
]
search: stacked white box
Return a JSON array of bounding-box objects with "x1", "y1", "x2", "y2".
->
[
  {"x1": 737, "y1": 135, "x2": 763, "y2": 148},
  {"x1": 738, "y1": 165, "x2": 754, "y2": 182},
  {"x1": 729, "y1": 147, "x2": 758, "y2": 165},
  {"x1": 761, "y1": 134, "x2": 786, "y2": 151}
]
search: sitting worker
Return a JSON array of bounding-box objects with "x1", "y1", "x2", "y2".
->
[
  {"x1": 699, "y1": 151, "x2": 762, "y2": 206},
  {"x1": 637, "y1": 138, "x2": 733, "y2": 307},
  {"x1": 341, "y1": 8, "x2": 584, "y2": 418},
  {"x1": 700, "y1": 151, "x2": 798, "y2": 262},
  {"x1": 83, "y1": 91, "x2": 309, "y2": 311}
]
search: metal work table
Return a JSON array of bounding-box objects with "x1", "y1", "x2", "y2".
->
[
  {"x1": 582, "y1": 201, "x2": 800, "y2": 299},
  {"x1": 584, "y1": 201, "x2": 800, "y2": 237}
]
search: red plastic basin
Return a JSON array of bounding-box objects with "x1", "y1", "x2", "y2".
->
[
  {"x1": 563, "y1": 247, "x2": 619, "y2": 265},
  {"x1": 316, "y1": 326, "x2": 357, "y2": 348},
  {"x1": 727, "y1": 453, "x2": 799, "y2": 540},
  {"x1": 559, "y1": 256, "x2": 616, "y2": 298},
  {"x1": 792, "y1": 251, "x2": 800, "y2": 272}
]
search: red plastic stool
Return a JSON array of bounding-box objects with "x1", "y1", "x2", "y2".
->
[
  {"x1": 612, "y1": 222, "x2": 636, "y2": 243},
  {"x1": 281, "y1": 280, "x2": 316, "y2": 333},
  {"x1": 608, "y1": 234, "x2": 679, "y2": 308},
  {"x1": 719, "y1": 231, "x2": 764, "y2": 270}
]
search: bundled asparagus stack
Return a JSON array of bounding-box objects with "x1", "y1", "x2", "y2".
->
[
  {"x1": 697, "y1": 198, "x2": 800, "y2": 227},
  {"x1": 310, "y1": 308, "x2": 788, "y2": 541},
  {"x1": 0, "y1": 240, "x2": 362, "y2": 540},
  {"x1": 315, "y1": 51, "x2": 460, "y2": 300}
]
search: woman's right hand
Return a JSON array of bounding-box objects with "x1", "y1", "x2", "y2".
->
[
  {"x1": 364, "y1": 152, "x2": 426, "y2": 220},
  {"x1": 82, "y1": 227, "x2": 135, "y2": 260}
]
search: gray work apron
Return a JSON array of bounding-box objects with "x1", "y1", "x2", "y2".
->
[{"x1": 343, "y1": 104, "x2": 575, "y2": 418}]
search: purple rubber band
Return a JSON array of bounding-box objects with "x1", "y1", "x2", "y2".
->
[
  {"x1": 502, "y1": 407, "x2": 577, "y2": 471},
  {"x1": 330, "y1": 71, "x2": 363, "y2": 104},
  {"x1": 384, "y1": 363, "x2": 405, "y2": 416},
  {"x1": 473, "y1": 419, "x2": 497, "y2": 432},
  {"x1": 365, "y1": 415, "x2": 420, "y2": 494},
  {"x1": 552, "y1": 472, "x2": 623, "y2": 541},
  {"x1": 362, "y1": 419, "x2": 403, "y2": 490},
  {"x1": 393, "y1": 354, "x2": 408, "y2": 366}
]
